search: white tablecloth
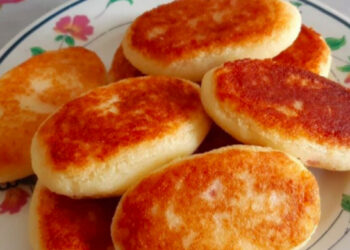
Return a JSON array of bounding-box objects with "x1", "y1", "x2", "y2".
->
[{"x1": 0, "y1": 0, "x2": 349, "y2": 49}]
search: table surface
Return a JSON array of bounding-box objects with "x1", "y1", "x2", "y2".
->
[{"x1": 0, "y1": 0, "x2": 349, "y2": 49}]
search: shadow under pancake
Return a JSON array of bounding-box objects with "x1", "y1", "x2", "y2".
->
[
  {"x1": 107, "y1": 46, "x2": 143, "y2": 83},
  {"x1": 195, "y1": 124, "x2": 240, "y2": 154}
]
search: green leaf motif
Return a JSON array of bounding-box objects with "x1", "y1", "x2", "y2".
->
[
  {"x1": 290, "y1": 1, "x2": 302, "y2": 7},
  {"x1": 342, "y1": 194, "x2": 350, "y2": 212},
  {"x1": 55, "y1": 35, "x2": 64, "y2": 41},
  {"x1": 337, "y1": 65, "x2": 350, "y2": 72},
  {"x1": 65, "y1": 36, "x2": 75, "y2": 47},
  {"x1": 107, "y1": 0, "x2": 133, "y2": 8},
  {"x1": 30, "y1": 47, "x2": 46, "y2": 56},
  {"x1": 326, "y1": 36, "x2": 346, "y2": 51}
]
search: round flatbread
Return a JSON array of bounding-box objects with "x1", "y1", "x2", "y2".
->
[
  {"x1": 112, "y1": 145, "x2": 320, "y2": 250},
  {"x1": 29, "y1": 182, "x2": 118, "y2": 250},
  {"x1": 201, "y1": 59, "x2": 350, "y2": 171},
  {"x1": 31, "y1": 76, "x2": 211, "y2": 197},
  {"x1": 0, "y1": 47, "x2": 106, "y2": 182},
  {"x1": 274, "y1": 25, "x2": 331, "y2": 77},
  {"x1": 123, "y1": 0, "x2": 301, "y2": 81}
]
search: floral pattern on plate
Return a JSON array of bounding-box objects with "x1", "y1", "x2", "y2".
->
[
  {"x1": 0, "y1": 0, "x2": 24, "y2": 12},
  {"x1": 31, "y1": 14, "x2": 94, "y2": 56},
  {"x1": 0, "y1": 0, "x2": 350, "y2": 249},
  {"x1": 0, "y1": 187, "x2": 30, "y2": 215},
  {"x1": 0, "y1": 0, "x2": 24, "y2": 5}
]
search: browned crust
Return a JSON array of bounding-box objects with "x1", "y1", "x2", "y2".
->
[
  {"x1": 0, "y1": 47, "x2": 106, "y2": 180},
  {"x1": 128, "y1": 0, "x2": 290, "y2": 63},
  {"x1": 38, "y1": 76, "x2": 203, "y2": 170},
  {"x1": 215, "y1": 59, "x2": 350, "y2": 146},
  {"x1": 274, "y1": 25, "x2": 330, "y2": 74},
  {"x1": 113, "y1": 147, "x2": 320, "y2": 249},
  {"x1": 36, "y1": 185, "x2": 118, "y2": 250}
]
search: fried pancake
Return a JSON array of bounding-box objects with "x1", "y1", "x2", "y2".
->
[
  {"x1": 122, "y1": 0, "x2": 301, "y2": 82},
  {"x1": 201, "y1": 59, "x2": 350, "y2": 171},
  {"x1": 0, "y1": 47, "x2": 106, "y2": 183},
  {"x1": 274, "y1": 25, "x2": 331, "y2": 77},
  {"x1": 107, "y1": 46, "x2": 143, "y2": 83},
  {"x1": 31, "y1": 76, "x2": 211, "y2": 198},
  {"x1": 112, "y1": 145, "x2": 320, "y2": 250},
  {"x1": 29, "y1": 182, "x2": 118, "y2": 250}
]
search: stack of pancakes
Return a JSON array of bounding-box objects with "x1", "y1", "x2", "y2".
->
[{"x1": 3, "y1": 0, "x2": 348, "y2": 249}]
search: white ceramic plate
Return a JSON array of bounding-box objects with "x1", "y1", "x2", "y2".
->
[{"x1": 0, "y1": 0, "x2": 350, "y2": 249}]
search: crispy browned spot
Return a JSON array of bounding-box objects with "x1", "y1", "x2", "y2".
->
[
  {"x1": 274, "y1": 25, "x2": 330, "y2": 74},
  {"x1": 0, "y1": 47, "x2": 106, "y2": 178},
  {"x1": 39, "y1": 76, "x2": 202, "y2": 170},
  {"x1": 113, "y1": 148, "x2": 320, "y2": 249},
  {"x1": 215, "y1": 59, "x2": 350, "y2": 146},
  {"x1": 107, "y1": 46, "x2": 143, "y2": 83},
  {"x1": 129, "y1": 0, "x2": 287, "y2": 63},
  {"x1": 37, "y1": 185, "x2": 118, "y2": 250}
]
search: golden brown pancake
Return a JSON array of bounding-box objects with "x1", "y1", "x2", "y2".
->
[
  {"x1": 123, "y1": 0, "x2": 301, "y2": 81},
  {"x1": 0, "y1": 47, "x2": 106, "y2": 182},
  {"x1": 31, "y1": 76, "x2": 211, "y2": 198},
  {"x1": 201, "y1": 59, "x2": 350, "y2": 171},
  {"x1": 274, "y1": 25, "x2": 331, "y2": 77},
  {"x1": 29, "y1": 182, "x2": 118, "y2": 250},
  {"x1": 107, "y1": 46, "x2": 143, "y2": 83},
  {"x1": 112, "y1": 145, "x2": 320, "y2": 250}
]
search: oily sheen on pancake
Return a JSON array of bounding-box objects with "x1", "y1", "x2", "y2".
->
[
  {"x1": 112, "y1": 145, "x2": 320, "y2": 250},
  {"x1": 107, "y1": 46, "x2": 142, "y2": 83},
  {"x1": 122, "y1": 0, "x2": 301, "y2": 81},
  {"x1": 201, "y1": 59, "x2": 350, "y2": 171},
  {"x1": 31, "y1": 76, "x2": 211, "y2": 198},
  {"x1": 274, "y1": 25, "x2": 331, "y2": 77},
  {"x1": 0, "y1": 47, "x2": 106, "y2": 183},
  {"x1": 29, "y1": 182, "x2": 118, "y2": 250}
]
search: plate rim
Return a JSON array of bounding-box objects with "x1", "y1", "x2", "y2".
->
[
  {"x1": 301, "y1": 0, "x2": 350, "y2": 26},
  {"x1": 0, "y1": 0, "x2": 350, "y2": 249},
  {"x1": 0, "y1": 0, "x2": 85, "y2": 65},
  {"x1": 0, "y1": 0, "x2": 349, "y2": 66}
]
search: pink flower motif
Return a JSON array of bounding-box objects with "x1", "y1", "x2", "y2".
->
[
  {"x1": 54, "y1": 15, "x2": 93, "y2": 41},
  {"x1": 345, "y1": 75, "x2": 350, "y2": 84},
  {"x1": 0, "y1": 0, "x2": 24, "y2": 3},
  {"x1": 0, "y1": 187, "x2": 29, "y2": 214}
]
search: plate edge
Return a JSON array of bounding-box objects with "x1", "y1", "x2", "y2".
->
[{"x1": 0, "y1": 0, "x2": 86, "y2": 65}]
